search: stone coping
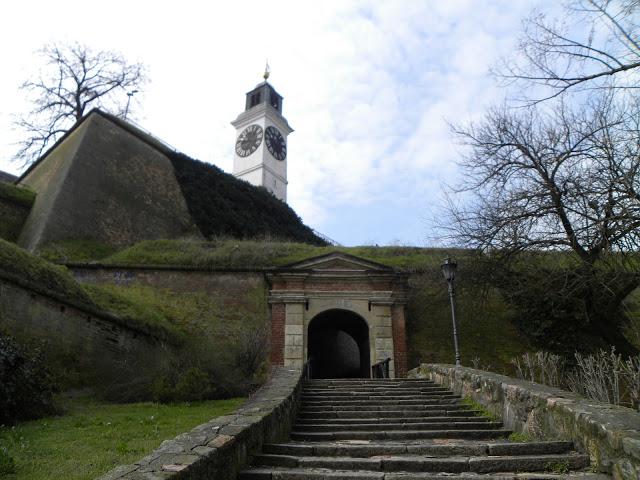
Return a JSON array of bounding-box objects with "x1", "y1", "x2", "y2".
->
[
  {"x1": 97, "y1": 366, "x2": 303, "y2": 480},
  {"x1": 409, "y1": 364, "x2": 638, "y2": 480}
]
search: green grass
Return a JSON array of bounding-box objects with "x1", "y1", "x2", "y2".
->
[
  {"x1": 82, "y1": 284, "x2": 185, "y2": 341},
  {"x1": 461, "y1": 397, "x2": 499, "y2": 421},
  {"x1": 96, "y1": 238, "x2": 469, "y2": 270},
  {"x1": 0, "y1": 240, "x2": 183, "y2": 342},
  {"x1": 0, "y1": 238, "x2": 94, "y2": 309},
  {"x1": 0, "y1": 395, "x2": 245, "y2": 480},
  {"x1": 406, "y1": 268, "x2": 533, "y2": 372},
  {"x1": 0, "y1": 183, "x2": 35, "y2": 208},
  {"x1": 508, "y1": 432, "x2": 533, "y2": 442},
  {"x1": 38, "y1": 240, "x2": 119, "y2": 263}
]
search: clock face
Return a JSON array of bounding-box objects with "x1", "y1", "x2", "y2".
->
[
  {"x1": 235, "y1": 124, "x2": 263, "y2": 157},
  {"x1": 265, "y1": 126, "x2": 287, "y2": 161}
]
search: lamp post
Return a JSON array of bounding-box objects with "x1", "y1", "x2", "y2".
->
[
  {"x1": 441, "y1": 257, "x2": 461, "y2": 367},
  {"x1": 124, "y1": 90, "x2": 138, "y2": 119}
]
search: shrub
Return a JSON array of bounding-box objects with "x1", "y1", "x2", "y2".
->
[
  {"x1": 169, "y1": 152, "x2": 325, "y2": 245},
  {"x1": 0, "y1": 446, "x2": 16, "y2": 475},
  {"x1": 0, "y1": 333, "x2": 57, "y2": 424},
  {"x1": 510, "y1": 348, "x2": 640, "y2": 411},
  {"x1": 151, "y1": 367, "x2": 217, "y2": 403}
]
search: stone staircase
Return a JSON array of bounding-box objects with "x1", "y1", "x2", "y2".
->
[{"x1": 240, "y1": 378, "x2": 608, "y2": 480}]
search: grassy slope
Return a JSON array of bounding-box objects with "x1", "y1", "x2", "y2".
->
[
  {"x1": 28, "y1": 238, "x2": 535, "y2": 370},
  {"x1": 0, "y1": 239, "x2": 178, "y2": 341},
  {"x1": 407, "y1": 270, "x2": 533, "y2": 372},
  {"x1": 96, "y1": 240, "x2": 532, "y2": 370},
  {"x1": 0, "y1": 183, "x2": 36, "y2": 241},
  {"x1": 99, "y1": 238, "x2": 466, "y2": 270},
  {"x1": 0, "y1": 238, "x2": 94, "y2": 308},
  {"x1": 0, "y1": 396, "x2": 244, "y2": 480},
  {"x1": 0, "y1": 182, "x2": 36, "y2": 208}
]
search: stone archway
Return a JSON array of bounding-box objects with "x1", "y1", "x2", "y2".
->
[
  {"x1": 307, "y1": 309, "x2": 370, "y2": 378},
  {"x1": 267, "y1": 252, "x2": 409, "y2": 378}
]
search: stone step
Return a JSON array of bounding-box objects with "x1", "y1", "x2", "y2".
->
[
  {"x1": 293, "y1": 421, "x2": 503, "y2": 432},
  {"x1": 301, "y1": 398, "x2": 460, "y2": 407},
  {"x1": 296, "y1": 416, "x2": 489, "y2": 425},
  {"x1": 290, "y1": 429, "x2": 513, "y2": 441},
  {"x1": 300, "y1": 392, "x2": 460, "y2": 402},
  {"x1": 300, "y1": 404, "x2": 467, "y2": 413},
  {"x1": 249, "y1": 453, "x2": 590, "y2": 473},
  {"x1": 301, "y1": 390, "x2": 453, "y2": 397},
  {"x1": 240, "y1": 466, "x2": 606, "y2": 480},
  {"x1": 301, "y1": 387, "x2": 442, "y2": 393},
  {"x1": 298, "y1": 409, "x2": 483, "y2": 420},
  {"x1": 302, "y1": 384, "x2": 437, "y2": 390},
  {"x1": 245, "y1": 378, "x2": 597, "y2": 480},
  {"x1": 304, "y1": 380, "x2": 435, "y2": 385},
  {"x1": 263, "y1": 440, "x2": 575, "y2": 458},
  {"x1": 302, "y1": 387, "x2": 448, "y2": 393}
]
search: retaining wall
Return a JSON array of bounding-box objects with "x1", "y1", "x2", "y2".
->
[
  {"x1": 98, "y1": 366, "x2": 303, "y2": 480},
  {"x1": 410, "y1": 363, "x2": 640, "y2": 480},
  {"x1": 0, "y1": 275, "x2": 174, "y2": 388}
]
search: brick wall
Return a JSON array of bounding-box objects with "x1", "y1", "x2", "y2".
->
[
  {"x1": 392, "y1": 305, "x2": 408, "y2": 377},
  {"x1": 270, "y1": 303, "x2": 286, "y2": 365}
]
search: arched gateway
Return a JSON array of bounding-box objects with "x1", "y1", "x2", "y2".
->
[{"x1": 267, "y1": 253, "x2": 409, "y2": 378}]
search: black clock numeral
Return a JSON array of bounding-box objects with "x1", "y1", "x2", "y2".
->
[
  {"x1": 236, "y1": 124, "x2": 263, "y2": 157},
  {"x1": 265, "y1": 126, "x2": 286, "y2": 161}
]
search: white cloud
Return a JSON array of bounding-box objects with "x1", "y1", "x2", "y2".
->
[{"x1": 0, "y1": 0, "x2": 548, "y2": 245}]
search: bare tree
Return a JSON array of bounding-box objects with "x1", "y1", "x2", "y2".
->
[
  {"x1": 496, "y1": 0, "x2": 640, "y2": 103},
  {"x1": 14, "y1": 43, "x2": 147, "y2": 165},
  {"x1": 447, "y1": 94, "x2": 640, "y2": 260},
  {"x1": 443, "y1": 93, "x2": 640, "y2": 353}
]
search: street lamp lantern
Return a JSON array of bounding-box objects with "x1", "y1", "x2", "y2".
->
[
  {"x1": 441, "y1": 256, "x2": 461, "y2": 367},
  {"x1": 441, "y1": 257, "x2": 457, "y2": 282},
  {"x1": 124, "y1": 90, "x2": 139, "y2": 119}
]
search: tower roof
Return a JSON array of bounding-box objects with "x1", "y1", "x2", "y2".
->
[{"x1": 245, "y1": 81, "x2": 284, "y2": 114}]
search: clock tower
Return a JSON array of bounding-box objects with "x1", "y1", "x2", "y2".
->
[{"x1": 231, "y1": 70, "x2": 293, "y2": 202}]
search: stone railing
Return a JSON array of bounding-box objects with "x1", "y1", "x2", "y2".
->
[
  {"x1": 98, "y1": 366, "x2": 303, "y2": 480},
  {"x1": 410, "y1": 363, "x2": 640, "y2": 480}
]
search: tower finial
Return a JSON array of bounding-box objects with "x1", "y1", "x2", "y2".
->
[{"x1": 263, "y1": 60, "x2": 270, "y2": 81}]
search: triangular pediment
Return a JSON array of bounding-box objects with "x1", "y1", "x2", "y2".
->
[{"x1": 283, "y1": 252, "x2": 393, "y2": 272}]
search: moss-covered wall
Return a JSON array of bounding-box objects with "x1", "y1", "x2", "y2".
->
[
  {"x1": 72, "y1": 267, "x2": 271, "y2": 388},
  {"x1": 0, "y1": 277, "x2": 173, "y2": 389},
  {"x1": 71, "y1": 265, "x2": 531, "y2": 374}
]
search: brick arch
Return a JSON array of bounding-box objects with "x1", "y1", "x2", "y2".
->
[{"x1": 267, "y1": 252, "x2": 409, "y2": 378}]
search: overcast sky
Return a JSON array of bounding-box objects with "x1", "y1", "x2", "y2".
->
[{"x1": 0, "y1": 0, "x2": 551, "y2": 246}]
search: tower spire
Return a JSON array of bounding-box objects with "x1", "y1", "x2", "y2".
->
[{"x1": 263, "y1": 61, "x2": 270, "y2": 81}]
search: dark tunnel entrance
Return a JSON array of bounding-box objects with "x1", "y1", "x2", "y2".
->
[{"x1": 307, "y1": 309, "x2": 370, "y2": 378}]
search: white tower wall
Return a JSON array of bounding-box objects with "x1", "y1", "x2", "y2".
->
[{"x1": 231, "y1": 82, "x2": 293, "y2": 202}]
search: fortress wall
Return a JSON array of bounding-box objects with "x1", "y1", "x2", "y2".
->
[
  {"x1": 19, "y1": 113, "x2": 201, "y2": 251},
  {"x1": 0, "y1": 276, "x2": 173, "y2": 388},
  {"x1": 70, "y1": 266, "x2": 270, "y2": 365},
  {"x1": 18, "y1": 121, "x2": 89, "y2": 250},
  {"x1": 0, "y1": 197, "x2": 31, "y2": 242}
]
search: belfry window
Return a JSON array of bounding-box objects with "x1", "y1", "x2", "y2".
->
[{"x1": 250, "y1": 92, "x2": 261, "y2": 108}]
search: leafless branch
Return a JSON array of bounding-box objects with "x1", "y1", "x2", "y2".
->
[{"x1": 13, "y1": 43, "x2": 148, "y2": 166}]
